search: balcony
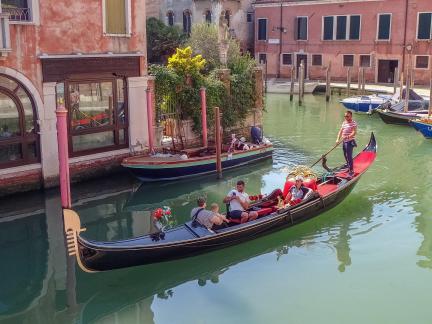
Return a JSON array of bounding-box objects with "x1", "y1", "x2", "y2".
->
[
  {"x1": 0, "y1": 13, "x2": 11, "y2": 56},
  {"x1": 2, "y1": 6, "x2": 30, "y2": 22}
]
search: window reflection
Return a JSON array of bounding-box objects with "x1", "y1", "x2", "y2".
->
[{"x1": 0, "y1": 93, "x2": 20, "y2": 138}]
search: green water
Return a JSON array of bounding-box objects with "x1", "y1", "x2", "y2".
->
[{"x1": 1, "y1": 94, "x2": 432, "y2": 324}]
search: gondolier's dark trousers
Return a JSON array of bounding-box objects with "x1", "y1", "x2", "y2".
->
[{"x1": 343, "y1": 140, "x2": 357, "y2": 173}]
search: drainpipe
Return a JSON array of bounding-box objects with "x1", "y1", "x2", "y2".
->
[
  {"x1": 402, "y1": 0, "x2": 409, "y2": 74},
  {"x1": 277, "y1": 1, "x2": 283, "y2": 78}
]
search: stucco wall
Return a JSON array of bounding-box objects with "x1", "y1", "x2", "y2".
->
[{"x1": 2, "y1": 0, "x2": 147, "y2": 94}]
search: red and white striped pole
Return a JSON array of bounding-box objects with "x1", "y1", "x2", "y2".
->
[
  {"x1": 200, "y1": 87, "x2": 208, "y2": 147},
  {"x1": 146, "y1": 88, "x2": 154, "y2": 153},
  {"x1": 56, "y1": 101, "x2": 71, "y2": 209}
]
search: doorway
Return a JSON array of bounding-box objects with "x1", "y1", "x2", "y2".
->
[
  {"x1": 377, "y1": 60, "x2": 399, "y2": 83},
  {"x1": 296, "y1": 54, "x2": 308, "y2": 79}
]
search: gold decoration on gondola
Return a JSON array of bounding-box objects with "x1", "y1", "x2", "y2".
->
[
  {"x1": 286, "y1": 165, "x2": 318, "y2": 180},
  {"x1": 63, "y1": 209, "x2": 95, "y2": 273}
]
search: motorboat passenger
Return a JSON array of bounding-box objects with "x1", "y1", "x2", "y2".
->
[
  {"x1": 223, "y1": 180, "x2": 259, "y2": 223},
  {"x1": 284, "y1": 175, "x2": 313, "y2": 206},
  {"x1": 191, "y1": 197, "x2": 228, "y2": 230}
]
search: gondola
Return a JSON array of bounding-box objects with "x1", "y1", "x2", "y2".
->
[
  {"x1": 64, "y1": 133, "x2": 377, "y2": 272},
  {"x1": 376, "y1": 109, "x2": 428, "y2": 126}
]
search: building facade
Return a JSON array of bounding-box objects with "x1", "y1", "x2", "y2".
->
[
  {"x1": 147, "y1": 0, "x2": 255, "y2": 52},
  {"x1": 253, "y1": 0, "x2": 432, "y2": 84},
  {"x1": 0, "y1": 0, "x2": 151, "y2": 195}
]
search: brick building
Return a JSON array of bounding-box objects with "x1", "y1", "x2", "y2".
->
[
  {"x1": 0, "y1": 0, "x2": 151, "y2": 195},
  {"x1": 253, "y1": 0, "x2": 432, "y2": 84}
]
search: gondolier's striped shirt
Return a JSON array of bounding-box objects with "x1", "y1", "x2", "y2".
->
[{"x1": 341, "y1": 120, "x2": 357, "y2": 142}]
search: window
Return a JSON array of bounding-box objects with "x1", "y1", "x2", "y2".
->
[
  {"x1": 323, "y1": 15, "x2": 361, "y2": 40},
  {"x1": 312, "y1": 54, "x2": 322, "y2": 66},
  {"x1": 295, "y1": 17, "x2": 308, "y2": 40},
  {"x1": 0, "y1": 74, "x2": 39, "y2": 168},
  {"x1": 377, "y1": 14, "x2": 391, "y2": 40},
  {"x1": 257, "y1": 18, "x2": 267, "y2": 41},
  {"x1": 104, "y1": 0, "x2": 130, "y2": 35},
  {"x1": 247, "y1": 13, "x2": 252, "y2": 23},
  {"x1": 1, "y1": 0, "x2": 30, "y2": 22},
  {"x1": 183, "y1": 10, "x2": 191, "y2": 34},
  {"x1": 66, "y1": 78, "x2": 128, "y2": 155},
  {"x1": 343, "y1": 55, "x2": 354, "y2": 67},
  {"x1": 282, "y1": 53, "x2": 292, "y2": 65},
  {"x1": 258, "y1": 53, "x2": 267, "y2": 64},
  {"x1": 417, "y1": 13, "x2": 432, "y2": 40},
  {"x1": 415, "y1": 56, "x2": 429, "y2": 69},
  {"x1": 205, "y1": 10, "x2": 211, "y2": 24},
  {"x1": 167, "y1": 11, "x2": 174, "y2": 26},
  {"x1": 360, "y1": 55, "x2": 371, "y2": 67}
]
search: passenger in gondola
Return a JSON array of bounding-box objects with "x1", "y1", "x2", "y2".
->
[
  {"x1": 223, "y1": 180, "x2": 258, "y2": 223},
  {"x1": 284, "y1": 176, "x2": 313, "y2": 206},
  {"x1": 191, "y1": 197, "x2": 228, "y2": 230}
]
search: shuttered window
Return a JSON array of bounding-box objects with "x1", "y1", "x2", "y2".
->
[
  {"x1": 377, "y1": 14, "x2": 391, "y2": 40},
  {"x1": 323, "y1": 15, "x2": 361, "y2": 40},
  {"x1": 343, "y1": 55, "x2": 354, "y2": 67},
  {"x1": 323, "y1": 16, "x2": 334, "y2": 40},
  {"x1": 415, "y1": 56, "x2": 429, "y2": 69},
  {"x1": 258, "y1": 18, "x2": 267, "y2": 41},
  {"x1": 349, "y1": 15, "x2": 360, "y2": 40},
  {"x1": 336, "y1": 16, "x2": 347, "y2": 40},
  {"x1": 295, "y1": 17, "x2": 308, "y2": 40},
  {"x1": 105, "y1": 0, "x2": 127, "y2": 35},
  {"x1": 417, "y1": 13, "x2": 432, "y2": 40},
  {"x1": 312, "y1": 54, "x2": 322, "y2": 66},
  {"x1": 360, "y1": 55, "x2": 371, "y2": 67},
  {"x1": 282, "y1": 54, "x2": 292, "y2": 65}
]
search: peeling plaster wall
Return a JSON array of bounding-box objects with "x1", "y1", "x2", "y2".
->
[{"x1": 2, "y1": 0, "x2": 148, "y2": 94}]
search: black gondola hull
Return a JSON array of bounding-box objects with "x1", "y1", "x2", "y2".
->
[{"x1": 377, "y1": 109, "x2": 421, "y2": 125}]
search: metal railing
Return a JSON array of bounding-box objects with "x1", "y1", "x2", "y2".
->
[{"x1": 2, "y1": 7, "x2": 31, "y2": 22}]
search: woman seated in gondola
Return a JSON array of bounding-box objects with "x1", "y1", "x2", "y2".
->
[{"x1": 284, "y1": 175, "x2": 313, "y2": 206}]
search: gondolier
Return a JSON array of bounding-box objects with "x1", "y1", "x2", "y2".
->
[{"x1": 336, "y1": 111, "x2": 357, "y2": 177}]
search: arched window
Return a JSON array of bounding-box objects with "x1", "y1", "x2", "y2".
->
[
  {"x1": 224, "y1": 10, "x2": 231, "y2": 28},
  {"x1": 204, "y1": 10, "x2": 211, "y2": 24},
  {"x1": 167, "y1": 11, "x2": 174, "y2": 26},
  {"x1": 183, "y1": 10, "x2": 192, "y2": 35},
  {"x1": 0, "y1": 74, "x2": 39, "y2": 168}
]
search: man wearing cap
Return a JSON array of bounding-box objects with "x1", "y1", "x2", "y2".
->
[
  {"x1": 223, "y1": 180, "x2": 258, "y2": 223},
  {"x1": 284, "y1": 175, "x2": 313, "y2": 206}
]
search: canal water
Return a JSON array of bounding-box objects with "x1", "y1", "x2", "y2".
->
[{"x1": 1, "y1": 94, "x2": 432, "y2": 324}]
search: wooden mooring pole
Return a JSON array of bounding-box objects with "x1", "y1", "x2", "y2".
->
[
  {"x1": 357, "y1": 68, "x2": 361, "y2": 94},
  {"x1": 200, "y1": 87, "x2": 208, "y2": 147},
  {"x1": 361, "y1": 68, "x2": 366, "y2": 94},
  {"x1": 404, "y1": 53, "x2": 412, "y2": 113},
  {"x1": 429, "y1": 66, "x2": 432, "y2": 118},
  {"x1": 56, "y1": 100, "x2": 71, "y2": 209},
  {"x1": 325, "y1": 65, "x2": 331, "y2": 102},
  {"x1": 347, "y1": 68, "x2": 351, "y2": 97},
  {"x1": 393, "y1": 67, "x2": 399, "y2": 95},
  {"x1": 299, "y1": 60, "x2": 304, "y2": 105},
  {"x1": 214, "y1": 107, "x2": 222, "y2": 179},
  {"x1": 290, "y1": 67, "x2": 295, "y2": 101},
  {"x1": 400, "y1": 71, "x2": 404, "y2": 100}
]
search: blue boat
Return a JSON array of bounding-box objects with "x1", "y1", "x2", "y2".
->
[
  {"x1": 340, "y1": 94, "x2": 392, "y2": 113},
  {"x1": 410, "y1": 119, "x2": 432, "y2": 139}
]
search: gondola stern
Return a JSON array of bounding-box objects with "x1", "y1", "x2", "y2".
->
[{"x1": 63, "y1": 209, "x2": 97, "y2": 273}]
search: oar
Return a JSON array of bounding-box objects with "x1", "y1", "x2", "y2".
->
[{"x1": 310, "y1": 140, "x2": 343, "y2": 168}]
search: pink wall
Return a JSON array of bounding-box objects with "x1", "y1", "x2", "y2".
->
[
  {"x1": 2, "y1": 0, "x2": 147, "y2": 93},
  {"x1": 255, "y1": 0, "x2": 432, "y2": 84}
]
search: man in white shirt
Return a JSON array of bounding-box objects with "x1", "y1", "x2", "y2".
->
[{"x1": 223, "y1": 180, "x2": 259, "y2": 223}]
